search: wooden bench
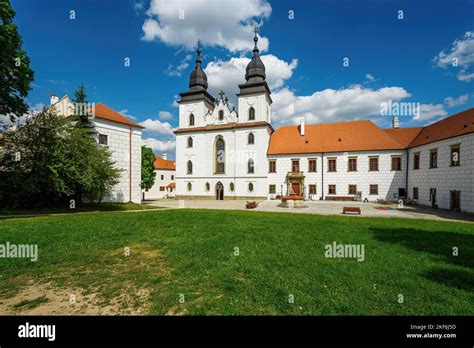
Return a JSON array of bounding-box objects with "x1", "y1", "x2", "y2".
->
[
  {"x1": 246, "y1": 201, "x2": 257, "y2": 209},
  {"x1": 343, "y1": 207, "x2": 361, "y2": 215},
  {"x1": 326, "y1": 196, "x2": 354, "y2": 201}
]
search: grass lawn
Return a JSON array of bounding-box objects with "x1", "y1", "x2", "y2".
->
[
  {"x1": 0, "y1": 202, "x2": 159, "y2": 216},
  {"x1": 0, "y1": 209, "x2": 472, "y2": 315}
]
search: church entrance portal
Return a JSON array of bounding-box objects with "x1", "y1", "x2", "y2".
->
[{"x1": 216, "y1": 182, "x2": 224, "y2": 200}]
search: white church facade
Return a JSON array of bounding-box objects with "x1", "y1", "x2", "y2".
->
[{"x1": 175, "y1": 35, "x2": 474, "y2": 213}]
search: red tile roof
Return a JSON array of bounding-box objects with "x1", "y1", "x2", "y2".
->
[
  {"x1": 268, "y1": 108, "x2": 474, "y2": 155},
  {"x1": 94, "y1": 103, "x2": 144, "y2": 128},
  {"x1": 154, "y1": 156, "x2": 176, "y2": 170},
  {"x1": 383, "y1": 127, "x2": 423, "y2": 148},
  {"x1": 268, "y1": 120, "x2": 405, "y2": 155},
  {"x1": 408, "y1": 108, "x2": 474, "y2": 147}
]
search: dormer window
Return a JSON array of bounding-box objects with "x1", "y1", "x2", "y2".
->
[
  {"x1": 248, "y1": 107, "x2": 255, "y2": 121},
  {"x1": 218, "y1": 110, "x2": 224, "y2": 121},
  {"x1": 189, "y1": 113, "x2": 195, "y2": 126}
]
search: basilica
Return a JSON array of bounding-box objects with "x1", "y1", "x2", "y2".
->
[{"x1": 174, "y1": 34, "x2": 474, "y2": 213}]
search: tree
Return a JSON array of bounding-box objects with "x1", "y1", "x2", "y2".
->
[
  {"x1": 0, "y1": 0, "x2": 34, "y2": 122},
  {"x1": 52, "y1": 127, "x2": 121, "y2": 203},
  {"x1": 0, "y1": 107, "x2": 70, "y2": 207},
  {"x1": 0, "y1": 107, "x2": 121, "y2": 208},
  {"x1": 72, "y1": 83, "x2": 95, "y2": 136},
  {"x1": 141, "y1": 146, "x2": 156, "y2": 199}
]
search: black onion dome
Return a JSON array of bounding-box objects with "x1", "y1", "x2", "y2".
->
[
  {"x1": 189, "y1": 44, "x2": 208, "y2": 90},
  {"x1": 245, "y1": 32, "x2": 266, "y2": 81}
]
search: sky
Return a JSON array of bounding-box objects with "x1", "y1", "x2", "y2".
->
[{"x1": 9, "y1": 0, "x2": 474, "y2": 159}]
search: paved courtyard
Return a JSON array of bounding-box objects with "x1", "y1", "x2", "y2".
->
[{"x1": 145, "y1": 199, "x2": 474, "y2": 223}]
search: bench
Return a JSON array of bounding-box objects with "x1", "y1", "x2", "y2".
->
[
  {"x1": 326, "y1": 196, "x2": 354, "y2": 201},
  {"x1": 343, "y1": 207, "x2": 361, "y2": 215},
  {"x1": 246, "y1": 201, "x2": 257, "y2": 209}
]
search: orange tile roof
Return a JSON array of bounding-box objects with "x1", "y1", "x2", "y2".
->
[
  {"x1": 409, "y1": 108, "x2": 474, "y2": 148},
  {"x1": 383, "y1": 127, "x2": 423, "y2": 148},
  {"x1": 94, "y1": 103, "x2": 144, "y2": 128},
  {"x1": 268, "y1": 120, "x2": 405, "y2": 155},
  {"x1": 154, "y1": 156, "x2": 176, "y2": 170},
  {"x1": 167, "y1": 182, "x2": 176, "y2": 189}
]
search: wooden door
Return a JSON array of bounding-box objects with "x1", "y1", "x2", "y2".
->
[
  {"x1": 451, "y1": 191, "x2": 461, "y2": 211},
  {"x1": 291, "y1": 183, "x2": 301, "y2": 196}
]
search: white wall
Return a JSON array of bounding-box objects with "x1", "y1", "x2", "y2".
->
[
  {"x1": 237, "y1": 93, "x2": 271, "y2": 123},
  {"x1": 146, "y1": 169, "x2": 175, "y2": 199},
  {"x1": 176, "y1": 125, "x2": 271, "y2": 198},
  {"x1": 94, "y1": 119, "x2": 142, "y2": 204},
  {"x1": 408, "y1": 133, "x2": 474, "y2": 212},
  {"x1": 52, "y1": 96, "x2": 142, "y2": 204},
  {"x1": 268, "y1": 150, "x2": 407, "y2": 202},
  {"x1": 178, "y1": 100, "x2": 213, "y2": 128}
]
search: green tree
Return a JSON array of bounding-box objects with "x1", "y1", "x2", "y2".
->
[
  {"x1": 52, "y1": 127, "x2": 121, "y2": 203},
  {"x1": 141, "y1": 146, "x2": 156, "y2": 199},
  {"x1": 0, "y1": 107, "x2": 121, "y2": 208},
  {"x1": 0, "y1": 107, "x2": 69, "y2": 207},
  {"x1": 0, "y1": 0, "x2": 34, "y2": 122},
  {"x1": 72, "y1": 83, "x2": 95, "y2": 136}
]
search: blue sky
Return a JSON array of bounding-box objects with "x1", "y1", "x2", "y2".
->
[{"x1": 10, "y1": 0, "x2": 474, "y2": 157}]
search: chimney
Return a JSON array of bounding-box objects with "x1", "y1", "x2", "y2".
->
[
  {"x1": 162, "y1": 153, "x2": 168, "y2": 160},
  {"x1": 50, "y1": 94, "x2": 59, "y2": 105},
  {"x1": 392, "y1": 115, "x2": 400, "y2": 129},
  {"x1": 300, "y1": 117, "x2": 305, "y2": 136}
]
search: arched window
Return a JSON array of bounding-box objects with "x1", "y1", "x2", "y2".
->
[
  {"x1": 248, "y1": 107, "x2": 255, "y2": 121},
  {"x1": 187, "y1": 182, "x2": 192, "y2": 191},
  {"x1": 187, "y1": 160, "x2": 193, "y2": 175},
  {"x1": 248, "y1": 132, "x2": 255, "y2": 144},
  {"x1": 248, "y1": 183, "x2": 254, "y2": 192},
  {"x1": 229, "y1": 182, "x2": 235, "y2": 192},
  {"x1": 187, "y1": 137, "x2": 193, "y2": 148},
  {"x1": 205, "y1": 182, "x2": 210, "y2": 192},
  {"x1": 215, "y1": 136, "x2": 225, "y2": 173},
  {"x1": 218, "y1": 110, "x2": 224, "y2": 121},
  {"x1": 248, "y1": 159, "x2": 255, "y2": 173},
  {"x1": 189, "y1": 113, "x2": 195, "y2": 126}
]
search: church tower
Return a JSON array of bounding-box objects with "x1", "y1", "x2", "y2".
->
[
  {"x1": 178, "y1": 41, "x2": 215, "y2": 128},
  {"x1": 237, "y1": 28, "x2": 272, "y2": 124}
]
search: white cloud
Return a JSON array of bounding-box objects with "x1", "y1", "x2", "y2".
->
[
  {"x1": 118, "y1": 109, "x2": 136, "y2": 120},
  {"x1": 413, "y1": 103, "x2": 448, "y2": 121},
  {"x1": 158, "y1": 110, "x2": 173, "y2": 120},
  {"x1": 164, "y1": 54, "x2": 192, "y2": 77},
  {"x1": 433, "y1": 31, "x2": 474, "y2": 82},
  {"x1": 1, "y1": 103, "x2": 45, "y2": 130},
  {"x1": 444, "y1": 94, "x2": 471, "y2": 108},
  {"x1": 271, "y1": 85, "x2": 413, "y2": 125},
  {"x1": 141, "y1": 0, "x2": 271, "y2": 52},
  {"x1": 457, "y1": 72, "x2": 474, "y2": 82},
  {"x1": 364, "y1": 73, "x2": 376, "y2": 82},
  {"x1": 140, "y1": 118, "x2": 175, "y2": 137},
  {"x1": 204, "y1": 54, "x2": 298, "y2": 101},
  {"x1": 142, "y1": 137, "x2": 176, "y2": 153}
]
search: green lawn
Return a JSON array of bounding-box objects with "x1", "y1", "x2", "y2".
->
[
  {"x1": 0, "y1": 209, "x2": 472, "y2": 315},
  {"x1": 0, "y1": 202, "x2": 158, "y2": 216}
]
